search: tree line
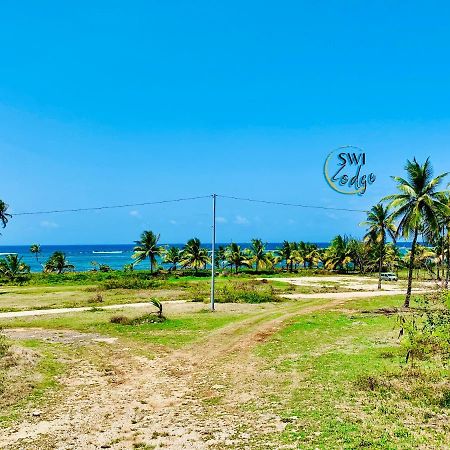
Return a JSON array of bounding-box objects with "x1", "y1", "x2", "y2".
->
[{"x1": 0, "y1": 157, "x2": 449, "y2": 308}]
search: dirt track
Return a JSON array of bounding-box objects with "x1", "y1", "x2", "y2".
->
[{"x1": 0, "y1": 298, "x2": 349, "y2": 450}]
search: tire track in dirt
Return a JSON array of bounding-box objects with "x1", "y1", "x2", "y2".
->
[{"x1": 1, "y1": 297, "x2": 349, "y2": 449}]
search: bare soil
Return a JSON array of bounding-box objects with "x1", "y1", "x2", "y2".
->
[{"x1": 0, "y1": 299, "x2": 348, "y2": 450}]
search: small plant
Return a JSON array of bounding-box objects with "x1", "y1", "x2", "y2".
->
[
  {"x1": 0, "y1": 331, "x2": 9, "y2": 359},
  {"x1": 150, "y1": 299, "x2": 163, "y2": 318},
  {"x1": 398, "y1": 291, "x2": 450, "y2": 365},
  {"x1": 101, "y1": 277, "x2": 159, "y2": 290},
  {"x1": 88, "y1": 292, "x2": 103, "y2": 303},
  {"x1": 217, "y1": 282, "x2": 279, "y2": 303},
  {"x1": 110, "y1": 315, "x2": 131, "y2": 325}
]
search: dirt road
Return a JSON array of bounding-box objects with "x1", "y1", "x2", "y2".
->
[{"x1": 0, "y1": 298, "x2": 349, "y2": 450}]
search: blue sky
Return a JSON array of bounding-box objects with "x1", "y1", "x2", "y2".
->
[{"x1": 1, "y1": 1, "x2": 450, "y2": 245}]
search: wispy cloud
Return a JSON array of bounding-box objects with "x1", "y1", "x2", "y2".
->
[
  {"x1": 216, "y1": 216, "x2": 227, "y2": 224},
  {"x1": 234, "y1": 215, "x2": 250, "y2": 225},
  {"x1": 40, "y1": 220, "x2": 59, "y2": 229},
  {"x1": 169, "y1": 219, "x2": 177, "y2": 225},
  {"x1": 129, "y1": 210, "x2": 141, "y2": 218}
]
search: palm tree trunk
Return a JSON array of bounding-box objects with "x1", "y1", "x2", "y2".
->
[
  {"x1": 378, "y1": 250, "x2": 383, "y2": 290},
  {"x1": 446, "y1": 232, "x2": 450, "y2": 289},
  {"x1": 149, "y1": 257, "x2": 153, "y2": 273},
  {"x1": 405, "y1": 227, "x2": 419, "y2": 308}
]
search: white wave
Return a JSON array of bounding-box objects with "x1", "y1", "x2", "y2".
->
[{"x1": 92, "y1": 251, "x2": 123, "y2": 254}]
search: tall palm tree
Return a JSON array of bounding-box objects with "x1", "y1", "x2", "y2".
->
[
  {"x1": 361, "y1": 204, "x2": 397, "y2": 289},
  {"x1": 225, "y1": 243, "x2": 251, "y2": 274},
  {"x1": 0, "y1": 254, "x2": 30, "y2": 281},
  {"x1": 163, "y1": 246, "x2": 181, "y2": 271},
  {"x1": 44, "y1": 251, "x2": 74, "y2": 274},
  {"x1": 215, "y1": 246, "x2": 227, "y2": 269},
  {"x1": 276, "y1": 241, "x2": 293, "y2": 271},
  {"x1": 132, "y1": 230, "x2": 164, "y2": 273},
  {"x1": 0, "y1": 200, "x2": 12, "y2": 233},
  {"x1": 325, "y1": 235, "x2": 352, "y2": 272},
  {"x1": 30, "y1": 244, "x2": 41, "y2": 263},
  {"x1": 304, "y1": 243, "x2": 320, "y2": 268},
  {"x1": 383, "y1": 158, "x2": 450, "y2": 307},
  {"x1": 180, "y1": 238, "x2": 210, "y2": 274},
  {"x1": 249, "y1": 238, "x2": 270, "y2": 271}
]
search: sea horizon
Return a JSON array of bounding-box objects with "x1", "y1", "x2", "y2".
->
[{"x1": 0, "y1": 242, "x2": 415, "y2": 273}]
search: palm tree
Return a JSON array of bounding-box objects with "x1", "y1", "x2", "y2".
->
[
  {"x1": 249, "y1": 238, "x2": 270, "y2": 271},
  {"x1": 361, "y1": 204, "x2": 397, "y2": 289},
  {"x1": 180, "y1": 238, "x2": 210, "y2": 274},
  {"x1": 265, "y1": 251, "x2": 280, "y2": 270},
  {"x1": 325, "y1": 235, "x2": 352, "y2": 272},
  {"x1": 225, "y1": 243, "x2": 252, "y2": 274},
  {"x1": 0, "y1": 200, "x2": 12, "y2": 233},
  {"x1": 30, "y1": 244, "x2": 41, "y2": 263},
  {"x1": 304, "y1": 243, "x2": 320, "y2": 269},
  {"x1": 215, "y1": 246, "x2": 227, "y2": 269},
  {"x1": 276, "y1": 241, "x2": 293, "y2": 271},
  {"x1": 164, "y1": 246, "x2": 182, "y2": 271},
  {"x1": 0, "y1": 254, "x2": 30, "y2": 281},
  {"x1": 383, "y1": 158, "x2": 450, "y2": 307},
  {"x1": 44, "y1": 251, "x2": 74, "y2": 274},
  {"x1": 383, "y1": 243, "x2": 402, "y2": 275},
  {"x1": 403, "y1": 245, "x2": 436, "y2": 280},
  {"x1": 132, "y1": 230, "x2": 164, "y2": 273}
]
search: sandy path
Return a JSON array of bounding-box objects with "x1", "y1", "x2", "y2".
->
[
  {"x1": 263, "y1": 276, "x2": 432, "y2": 300},
  {"x1": 0, "y1": 300, "x2": 187, "y2": 319},
  {"x1": 0, "y1": 298, "x2": 349, "y2": 449}
]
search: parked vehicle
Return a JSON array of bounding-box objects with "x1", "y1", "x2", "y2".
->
[{"x1": 380, "y1": 272, "x2": 398, "y2": 281}]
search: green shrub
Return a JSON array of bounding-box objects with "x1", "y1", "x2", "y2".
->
[
  {"x1": 110, "y1": 315, "x2": 131, "y2": 324},
  {"x1": 101, "y1": 277, "x2": 160, "y2": 290},
  {"x1": 0, "y1": 332, "x2": 9, "y2": 359},
  {"x1": 109, "y1": 313, "x2": 166, "y2": 325},
  {"x1": 399, "y1": 291, "x2": 450, "y2": 364},
  {"x1": 217, "y1": 282, "x2": 279, "y2": 303}
]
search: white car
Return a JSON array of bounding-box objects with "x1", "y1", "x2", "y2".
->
[{"x1": 380, "y1": 272, "x2": 398, "y2": 281}]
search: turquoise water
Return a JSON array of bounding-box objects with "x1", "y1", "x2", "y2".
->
[{"x1": 0, "y1": 242, "x2": 412, "y2": 273}]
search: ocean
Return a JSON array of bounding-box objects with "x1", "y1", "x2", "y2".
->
[{"x1": 0, "y1": 242, "x2": 413, "y2": 273}]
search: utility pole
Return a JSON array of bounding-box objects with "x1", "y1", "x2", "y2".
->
[{"x1": 210, "y1": 193, "x2": 217, "y2": 311}]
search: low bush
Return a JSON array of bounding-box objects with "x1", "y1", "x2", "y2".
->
[
  {"x1": 217, "y1": 282, "x2": 279, "y2": 303},
  {"x1": 109, "y1": 313, "x2": 166, "y2": 325},
  {"x1": 0, "y1": 331, "x2": 9, "y2": 359},
  {"x1": 100, "y1": 277, "x2": 160, "y2": 290},
  {"x1": 88, "y1": 292, "x2": 103, "y2": 303},
  {"x1": 398, "y1": 291, "x2": 450, "y2": 364}
]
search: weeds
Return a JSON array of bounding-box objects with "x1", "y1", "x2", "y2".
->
[
  {"x1": 217, "y1": 281, "x2": 279, "y2": 303},
  {"x1": 398, "y1": 291, "x2": 450, "y2": 364},
  {"x1": 110, "y1": 313, "x2": 166, "y2": 325}
]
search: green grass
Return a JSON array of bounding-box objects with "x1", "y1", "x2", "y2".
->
[
  {"x1": 251, "y1": 294, "x2": 450, "y2": 449},
  {"x1": 0, "y1": 307, "x2": 253, "y2": 350},
  {"x1": 0, "y1": 339, "x2": 65, "y2": 427}
]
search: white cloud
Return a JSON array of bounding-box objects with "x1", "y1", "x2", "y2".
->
[
  {"x1": 288, "y1": 219, "x2": 295, "y2": 225},
  {"x1": 129, "y1": 210, "x2": 141, "y2": 218},
  {"x1": 216, "y1": 216, "x2": 227, "y2": 223},
  {"x1": 40, "y1": 220, "x2": 59, "y2": 229},
  {"x1": 169, "y1": 219, "x2": 177, "y2": 225},
  {"x1": 234, "y1": 215, "x2": 250, "y2": 225}
]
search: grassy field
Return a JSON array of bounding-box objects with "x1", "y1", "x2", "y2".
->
[{"x1": 0, "y1": 273, "x2": 448, "y2": 449}]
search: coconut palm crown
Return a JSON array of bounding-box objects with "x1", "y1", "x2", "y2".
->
[
  {"x1": 132, "y1": 230, "x2": 164, "y2": 273},
  {"x1": 382, "y1": 158, "x2": 450, "y2": 306},
  {"x1": 360, "y1": 204, "x2": 397, "y2": 289}
]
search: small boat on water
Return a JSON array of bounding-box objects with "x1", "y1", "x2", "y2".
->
[
  {"x1": 92, "y1": 251, "x2": 123, "y2": 254},
  {"x1": 0, "y1": 252, "x2": 18, "y2": 255}
]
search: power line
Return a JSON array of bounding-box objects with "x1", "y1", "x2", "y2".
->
[
  {"x1": 11, "y1": 193, "x2": 369, "y2": 216},
  {"x1": 217, "y1": 195, "x2": 368, "y2": 213},
  {"x1": 12, "y1": 195, "x2": 211, "y2": 216}
]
